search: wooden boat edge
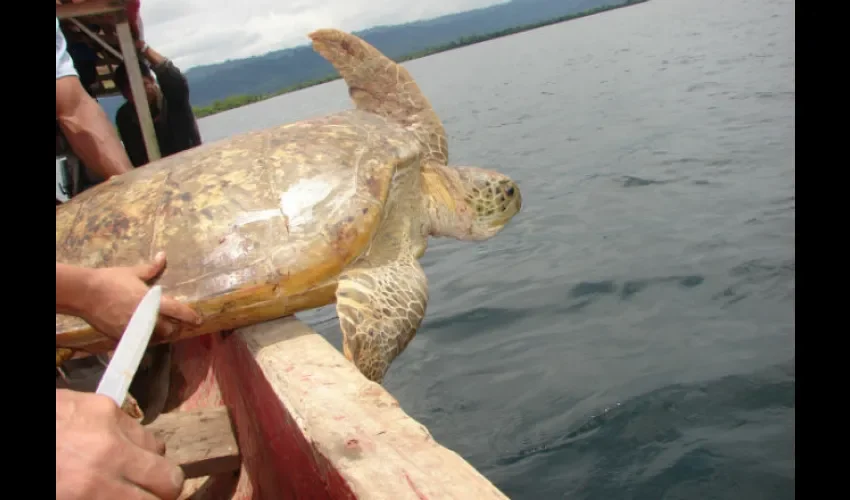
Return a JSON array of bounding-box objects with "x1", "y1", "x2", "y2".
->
[{"x1": 168, "y1": 316, "x2": 509, "y2": 499}]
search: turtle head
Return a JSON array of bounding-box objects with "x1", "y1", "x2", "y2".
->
[{"x1": 422, "y1": 164, "x2": 522, "y2": 241}]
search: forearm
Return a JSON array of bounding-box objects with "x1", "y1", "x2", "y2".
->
[
  {"x1": 143, "y1": 46, "x2": 190, "y2": 102},
  {"x1": 56, "y1": 262, "x2": 95, "y2": 316},
  {"x1": 140, "y1": 44, "x2": 167, "y2": 67},
  {"x1": 58, "y1": 98, "x2": 133, "y2": 179}
]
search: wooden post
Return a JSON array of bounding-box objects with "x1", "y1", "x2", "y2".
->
[
  {"x1": 145, "y1": 408, "x2": 241, "y2": 479},
  {"x1": 115, "y1": 20, "x2": 161, "y2": 162},
  {"x1": 56, "y1": 0, "x2": 125, "y2": 20}
]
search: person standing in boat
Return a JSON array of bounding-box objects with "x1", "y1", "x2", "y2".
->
[
  {"x1": 56, "y1": 18, "x2": 199, "y2": 337},
  {"x1": 113, "y1": 36, "x2": 203, "y2": 168},
  {"x1": 56, "y1": 17, "x2": 197, "y2": 500},
  {"x1": 56, "y1": 17, "x2": 198, "y2": 334},
  {"x1": 59, "y1": 39, "x2": 111, "y2": 197},
  {"x1": 56, "y1": 19, "x2": 133, "y2": 182}
]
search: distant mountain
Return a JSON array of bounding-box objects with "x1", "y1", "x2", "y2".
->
[{"x1": 98, "y1": 0, "x2": 631, "y2": 118}]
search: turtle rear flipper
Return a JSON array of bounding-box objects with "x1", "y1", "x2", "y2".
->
[{"x1": 309, "y1": 29, "x2": 448, "y2": 166}]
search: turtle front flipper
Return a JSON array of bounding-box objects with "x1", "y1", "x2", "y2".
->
[
  {"x1": 120, "y1": 393, "x2": 145, "y2": 421},
  {"x1": 335, "y1": 257, "x2": 428, "y2": 384},
  {"x1": 93, "y1": 354, "x2": 147, "y2": 421},
  {"x1": 100, "y1": 344, "x2": 173, "y2": 424},
  {"x1": 56, "y1": 356, "x2": 146, "y2": 422},
  {"x1": 56, "y1": 347, "x2": 75, "y2": 366},
  {"x1": 309, "y1": 29, "x2": 449, "y2": 166},
  {"x1": 129, "y1": 344, "x2": 173, "y2": 424}
]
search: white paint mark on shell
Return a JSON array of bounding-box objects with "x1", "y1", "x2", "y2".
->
[
  {"x1": 233, "y1": 209, "x2": 282, "y2": 227},
  {"x1": 280, "y1": 177, "x2": 334, "y2": 230},
  {"x1": 231, "y1": 176, "x2": 335, "y2": 230}
]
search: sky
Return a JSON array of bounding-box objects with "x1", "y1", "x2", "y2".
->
[{"x1": 138, "y1": 0, "x2": 508, "y2": 70}]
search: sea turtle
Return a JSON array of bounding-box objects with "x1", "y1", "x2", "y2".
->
[{"x1": 55, "y1": 28, "x2": 522, "y2": 385}]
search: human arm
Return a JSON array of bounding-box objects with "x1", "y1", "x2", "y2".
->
[
  {"x1": 56, "y1": 388, "x2": 184, "y2": 500},
  {"x1": 55, "y1": 18, "x2": 132, "y2": 179},
  {"x1": 56, "y1": 253, "x2": 202, "y2": 340},
  {"x1": 137, "y1": 41, "x2": 191, "y2": 106},
  {"x1": 55, "y1": 261, "x2": 98, "y2": 318},
  {"x1": 55, "y1": 81, "x2": 133, "y2": 179}
]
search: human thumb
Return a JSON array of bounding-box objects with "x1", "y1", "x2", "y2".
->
[{"x1": 136, "y1": 251, "x2": 167, "y2": 281}]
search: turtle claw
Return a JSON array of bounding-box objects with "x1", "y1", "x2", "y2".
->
[{"x1": 121, "y1": 393, "x2": 145, "y2": 421}]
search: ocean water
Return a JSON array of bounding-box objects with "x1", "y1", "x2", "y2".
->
[{"x1": 198, "y1": 0, "x2": 795, "y2": 497}]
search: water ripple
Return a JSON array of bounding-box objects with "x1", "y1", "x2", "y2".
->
[{"x1": 492, "y1": 362, "x2": 794, "y2": 499}]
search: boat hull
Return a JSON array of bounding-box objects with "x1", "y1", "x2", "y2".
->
[{"x1": 166, "y1": 316, "x2": 508, "y2": 500}]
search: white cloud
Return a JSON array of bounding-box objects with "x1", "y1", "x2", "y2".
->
[{"x1": 138, "y1": 0, "x2": 508, "y2": 70}]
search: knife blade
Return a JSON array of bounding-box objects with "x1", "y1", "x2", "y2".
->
[{"x1": 95, "y1": 285, "x2": 162, "y2": 406}]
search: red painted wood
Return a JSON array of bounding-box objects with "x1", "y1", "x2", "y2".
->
[
  {"x1": 167, "y1": 332, "x2": 358, "y2": 499},
  {"x1": 169, "y1": 335, "x2": 254, "y2": 499},
  {"x1": 213, "y1": 332, "x2": 358, "y2": 500}
]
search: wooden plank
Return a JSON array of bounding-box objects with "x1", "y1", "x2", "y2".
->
[
  {"x1": 146, "y1": 408, "x2": 241, "y2": 479},
  {"x1": 177, "y1": 472, "x2": 240, "y2": 500},
  {"x1": 96, "y1": 65, "x2": 118, "y2": 76},
  {"x1": 56, "y1": 0, "x2": 125, "y2": 20},
  {"x1": 68, "y1": 18, "x2": 123, "y2": 61},
  {"x1": 210, "y1": 317, "x2": 510, "y2": 499},
  {"x1": 167, "y1": 336, "x2": 254, "y2": 499},
  {"x1": 115, "y1": 20, "x2": 161, "y2": 162}
]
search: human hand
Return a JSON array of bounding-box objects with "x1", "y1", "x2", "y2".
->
[
  {"x1": 79, "y1": 252, "x2": 201, "y2": 341},
  {"x1": 56, "y1": 389, "x2": 184, "y2": 500}
]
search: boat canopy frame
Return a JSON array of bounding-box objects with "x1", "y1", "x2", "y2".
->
[{"x1": 57, "y1": 0, "x2": 161, "y2": 162}]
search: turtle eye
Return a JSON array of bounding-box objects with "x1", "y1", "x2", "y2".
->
[{"x1": 504, "y1": 186, "x2": 515, "y2": 197}]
